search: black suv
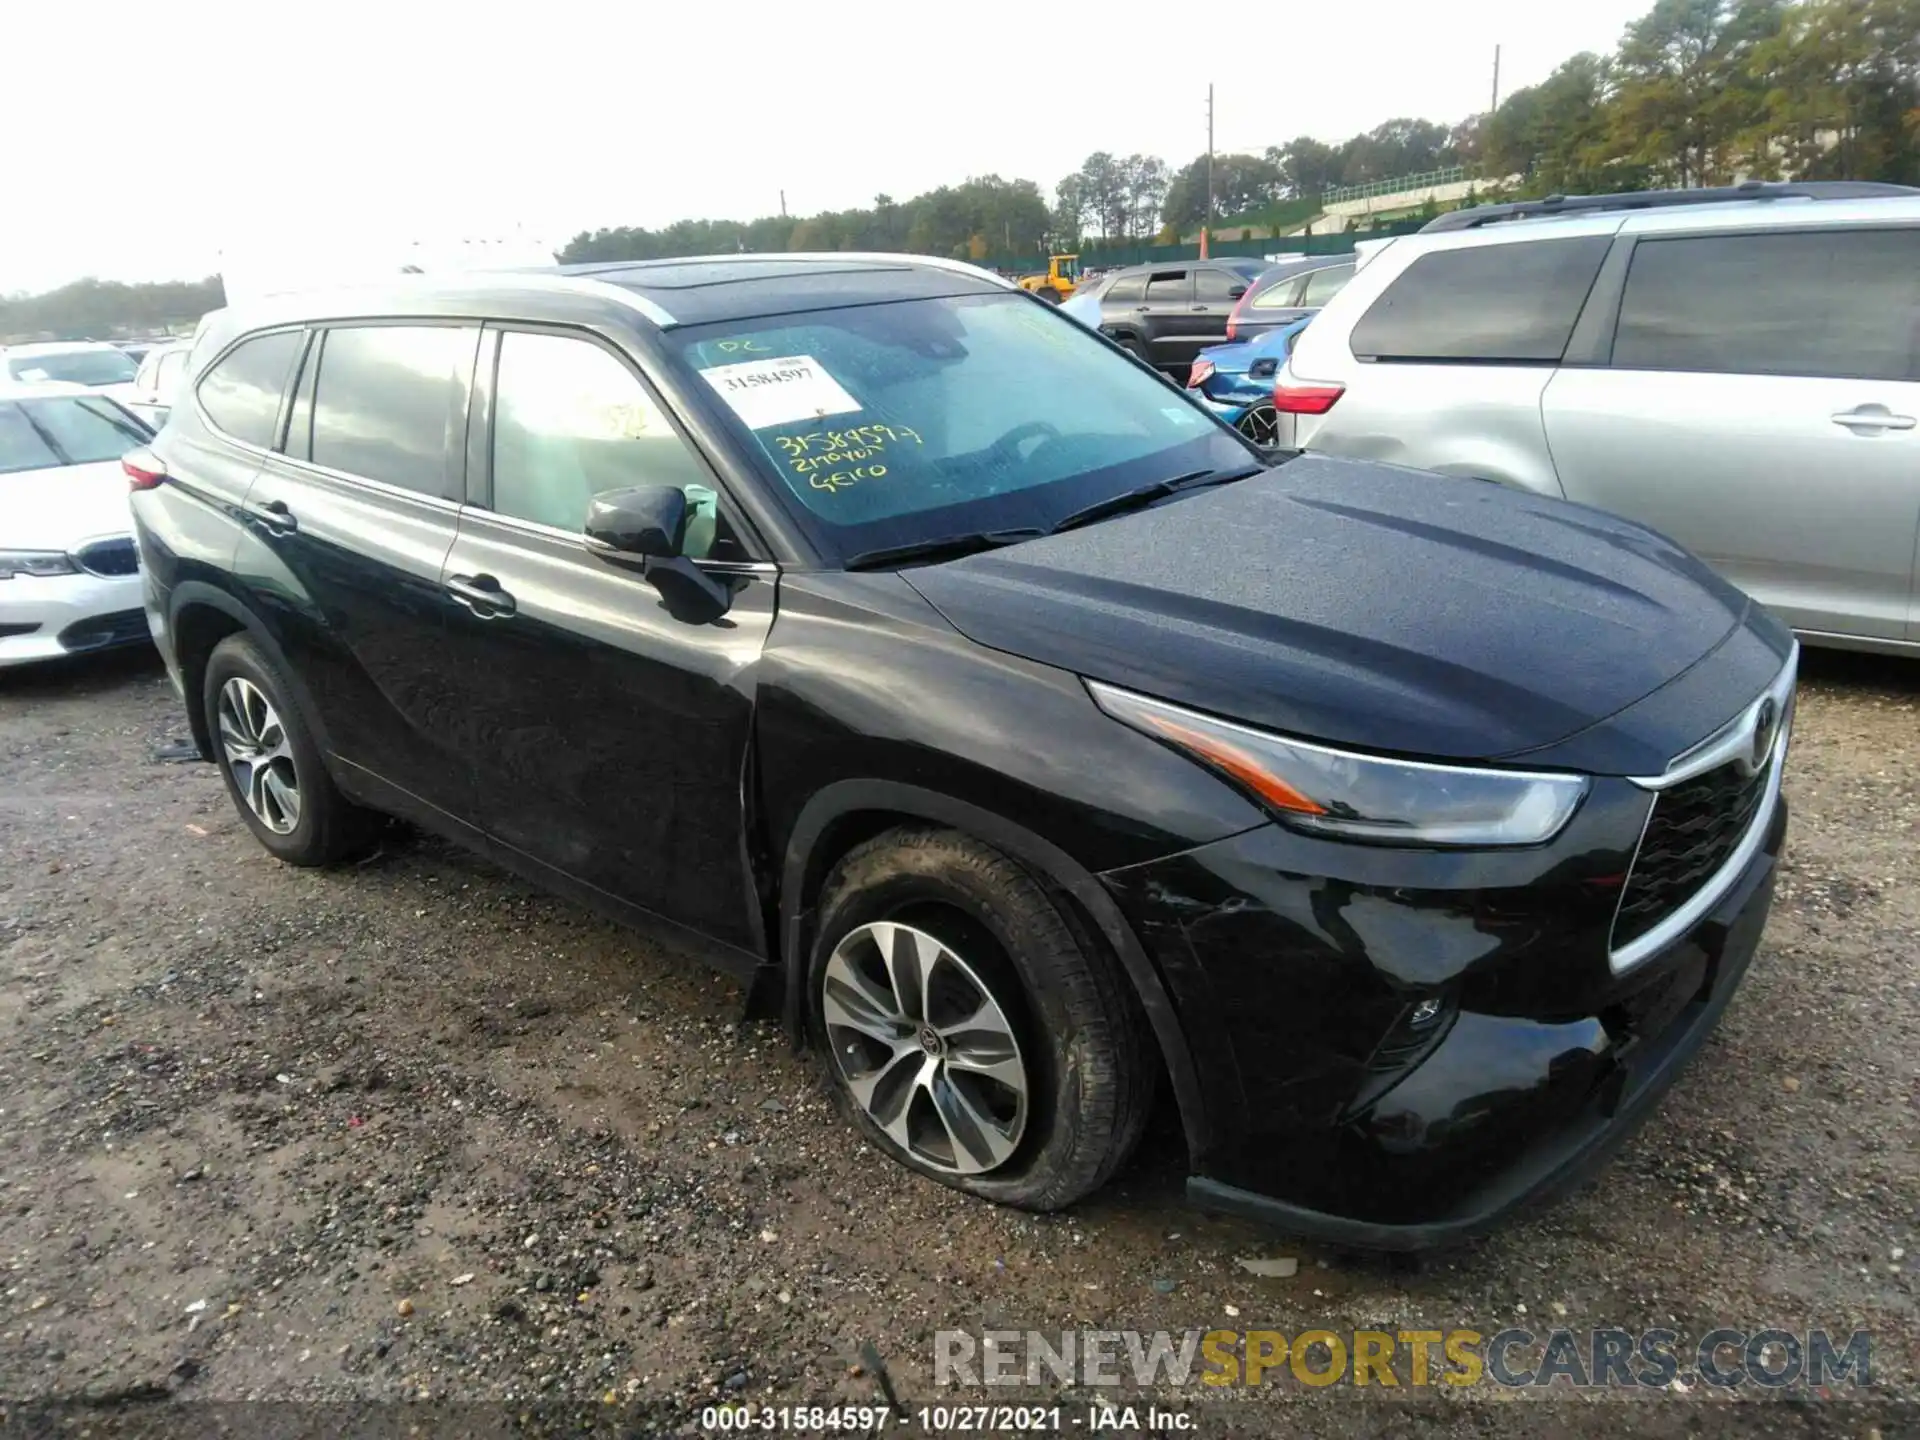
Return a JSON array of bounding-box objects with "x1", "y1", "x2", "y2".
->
[
  {"x1": 129, "y1": 254, "x2": 1794, "y2": 1246},
  {"x1": 1075, "y1": 257, "x2": 1268, "y2": 373}
]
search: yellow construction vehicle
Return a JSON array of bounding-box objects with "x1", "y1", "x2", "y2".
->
[{"x1": 1016, "y1": 254, "x2": 1081, "y2": 302}]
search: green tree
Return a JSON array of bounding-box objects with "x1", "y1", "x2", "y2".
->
[{"x1": 1608, "y1": 0, "x2": 1784, "y2": 185}]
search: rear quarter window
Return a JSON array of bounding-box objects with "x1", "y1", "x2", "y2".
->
[
  {"x1": 196, "y1": 330, "x2": 303, "y2": 448},
  {"x1": 1349, "y1": 236, "x2": 1611, "y2": 363}
]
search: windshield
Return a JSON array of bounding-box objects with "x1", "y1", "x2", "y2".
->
[
  {"x1": 664, "y1": 292, "x2": 1256, "y2": 561},
  {"x1": 0, "y1": 397, "x2": 150, "y2": 475},
  {"x1": 5, "y1": 348, "x2": 139, "y2": 386}
]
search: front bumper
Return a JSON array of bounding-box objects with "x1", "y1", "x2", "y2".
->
[
  {"x1": 0, "y1": 569, "x2": 148, "y2": 668},
  {"x1": 1102, "y1": 780, "x2": 1786, "y2": 1250}
]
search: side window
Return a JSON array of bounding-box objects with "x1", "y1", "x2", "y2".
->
[
  {"x1": 1299, "y1": 263, "x2": 1354, "y2": 307},
  {"x1": 490, "y1": 330, "x2": 742, "y2": 559},
  {"x1": 1349, "y1": 236, "x2": 1612, "y2": 362},
  {"x1": 195, "y1": 330, "x2": 302, "y2": 448},
  {"x1": 1145, "y1": 271, "x2": 1193, "y2": 304},
  {"x1": 308, "y1": 324, "x2": 478, "y2": 497},
  {"x1": 1105, "y1": 273, "x2": 1145, "y2": 304},
  {"x1": 1254, "y1": 275, "x2": 1309, "y2": 310},
  {"x1": 1193, "y1": 268, "x2": 1245, "y2": 304},
  {"x1": 1612, "y1": 229, "x2": 1920, "y2": 381}
]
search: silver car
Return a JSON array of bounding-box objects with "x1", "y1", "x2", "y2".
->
[{"x1": 1274, "y1": 182, "x2": 1920, "y2": 653}]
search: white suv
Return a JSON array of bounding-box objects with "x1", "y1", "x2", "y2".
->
[{"x1": 1275, "y1": 181, "x2": 1920, "y2": 653}]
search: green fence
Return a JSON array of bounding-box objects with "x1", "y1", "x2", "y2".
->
[{"x1": 981, "y1": 218, "x2": 1426, "y2": 278}]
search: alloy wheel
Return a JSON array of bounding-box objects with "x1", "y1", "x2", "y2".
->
[
  {"x1": 217, "y1": 676, "x2": 301, "y2": 835},
  {"x1": 820, "y1": 920, "x2": 1029, "y2": 1175},
  {"x1": 1236, "y1": 404, "x2": 1280, "y2": 447}
]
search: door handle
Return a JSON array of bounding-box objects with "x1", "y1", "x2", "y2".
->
[
  {"x1": 445, "y1": 573, "x2": 517, "y2": 618},
  {"x1": 246, "y1": 499, "x2": 297, "y2": 534},
  {"x1": 1133, "y1": 305, "x2": 1150, "y2": 312},
  {"x1": 1831, "y1": 406, "x2": 1916, "y2": 433}
]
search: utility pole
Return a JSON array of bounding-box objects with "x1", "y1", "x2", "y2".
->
[
  {"x1": 1490, "y1": 45, "x2": 1501, "y2": 112},
  {"x1": 1203, "y1": 84, "x2": 1215, "y2": 259},
  {"x1": 779, "y1": 189, "x2": 788, "y2": 218}
]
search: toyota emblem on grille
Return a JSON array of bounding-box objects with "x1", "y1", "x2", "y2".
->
[{"x1": 1748, "y1": 698, "x2": 1779, "y2": 773}]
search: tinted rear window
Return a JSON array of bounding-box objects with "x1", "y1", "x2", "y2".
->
[
  {"x1": 1349, "y1": 236, "x2": 1611, "y2": 362},
  {"x1": 307, "y1": 325, "x2": 478, "y2": 497},
  {"x1": 1612, "y1": 228, "x2": 1920, "y2": 381},
  {"x1": 197, "y1": 330, "x2": 302, "y2": 448}
]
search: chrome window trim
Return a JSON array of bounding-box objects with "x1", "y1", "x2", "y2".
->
[
  {"x1": 1608, "y1": 644, "x2": 1798, "y2": 974},
  {"x1": 460, "y1": 504, "x2": 778, "y2": 575},
  {"x1": 267, "y1": 450, "x2": 466, "y2": 515}
]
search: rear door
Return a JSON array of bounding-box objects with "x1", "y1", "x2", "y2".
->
[
  {"x1": 1188, "y1": 266, "x2": 1250, "y2": 355},
  {"x1": 435, "y1": 324, "x2": 776, "y2": 952},
  {"x1": 235, "y1": 321, "x2": 483, "y2": 826},
  {"x1": 1139, "y1": 269, "x2": 1200, "y2": 369},
  {"x1": 1541, "y1": 225, "x2": 1920, "y2": 642}
]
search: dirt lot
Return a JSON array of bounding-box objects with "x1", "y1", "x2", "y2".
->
[{"x1": 1, "y1": 646, "x2": 1915, "y2": 1437}]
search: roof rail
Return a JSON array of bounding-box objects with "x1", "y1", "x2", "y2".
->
[{"x1": 1419, "y1": 180, "x2": 1920, "y2": 233}]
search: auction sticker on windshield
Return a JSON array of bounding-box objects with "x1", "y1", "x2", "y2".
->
[{"x1": 699, "y1": 355, "x2": 861, "y2": 430}]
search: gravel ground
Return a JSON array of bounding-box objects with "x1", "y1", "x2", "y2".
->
[{"x1": 0, "y1": 646, "x2": 1914, "y2": 1437}]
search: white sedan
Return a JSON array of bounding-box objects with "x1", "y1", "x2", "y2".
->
[{"x1": 0, "y1": 387, "x2": 155, "y2": 668}]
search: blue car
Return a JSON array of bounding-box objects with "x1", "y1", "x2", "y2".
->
[{"x1": 1185, "y1": 316, "x2": 1313, "y2": 447}]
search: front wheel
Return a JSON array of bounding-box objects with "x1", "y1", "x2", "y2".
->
[
  {"x1": 1036, "y1": 286, "x2": 1062, "y2": 304},
  {"x1": 807, "y1": 827, "x2": 1154, "y2": 1210}
]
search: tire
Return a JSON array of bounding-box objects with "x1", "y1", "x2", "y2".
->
[
  {"x1": 1037, "y1": 286, "x2": 1062, "y2": 304},
  {"x1": 202, "y1": 632, "x2": 380, "y2": 866},
  {"x1": 1117, "y1": 336, "x2": 1151, "y2": 363},
  {"x1": 806, "y1": 825, "x2": 1155, "y2": 1210}
]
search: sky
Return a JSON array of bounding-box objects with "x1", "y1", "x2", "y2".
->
[{"x1": 4, "y1": 0, "x2": 1654, "y2": 296}]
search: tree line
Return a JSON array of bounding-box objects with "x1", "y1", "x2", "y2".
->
[
  {"x1": 0, "y1": 276, "x2": 224, "y2": 344},
  {"x1": 561, "y1": 0, "x2": 1916, "y2": 266},
  {"x1": 5, "y1": 0, "x2": 1913, "y2": 331}
]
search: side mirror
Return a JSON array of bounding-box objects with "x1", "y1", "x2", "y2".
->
[
  {"x1": 585, "y1": 484, "x2": 687, "y2": 558},
  {"x1": 1228, "y1": 285, "x2": 1248, "y2": 298}
]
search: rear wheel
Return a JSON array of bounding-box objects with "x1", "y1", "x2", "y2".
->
[
  {"x1": 1235, "y1": 403, "x2": 1280, "y2": 447},
  {"x1": 807, "y1": 826, "x2": 1154, "y2": 1210},
  {"x1": 203, "y1": 633, "x2": 380, "y2": 866},
  {"x1": 1036, "y1": 286, "x2": 1062, "y2": 304}
]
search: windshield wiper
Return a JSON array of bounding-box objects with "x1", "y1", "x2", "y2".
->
[
  {"x1": 1047, "y1": 464, "x2": 1265, "y2": 536},
  {"x1": 843, "y1": 528, "x2": 1046, "y2": 571}
]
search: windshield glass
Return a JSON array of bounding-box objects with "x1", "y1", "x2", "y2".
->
[
  {"x1": 0, "y1": 397, "x2": 150, "y2": 475},
  {"x1": 664, "y1": 292, "x2": 1255, "y2": 561},
  {"x1": 5, "y1": 348, "x2": 139, "y2": 386}
]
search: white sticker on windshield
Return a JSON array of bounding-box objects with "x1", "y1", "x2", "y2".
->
[
  {"x1": 1160, "y1": 406, "x2": 1201, "y2": 426},
  {"x1": 698, "y1": 354, "x2": 861, "y2": 430}
]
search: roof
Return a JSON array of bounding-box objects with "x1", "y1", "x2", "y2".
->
[{"x1": 197, "y1": 252, "x2": 1020, "y2": 344}]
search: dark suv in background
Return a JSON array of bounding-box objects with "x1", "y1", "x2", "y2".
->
[
  {"x1": 128, "y1": 253, "x2": 1794, "y2": 1245},
  {"x1": 1074, "y1": 257, "x2": 1267, "y2": 373}
]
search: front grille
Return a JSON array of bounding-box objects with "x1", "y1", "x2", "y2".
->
[
  {"x1": 57, "y1": 608, "x2": 149, "y2": 652},
  {"x1": 73, "y1": 537, "x2": 139, "y2": 577},
  {"x1": 1613, "y1": 758, "x2": 1771, "y2": 949}
]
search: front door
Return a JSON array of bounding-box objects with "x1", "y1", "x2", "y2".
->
[
  {"x1": 1542, "y1": 226, "x2": 1920, "y2": 642},
  {"x1": 234, "y1": 321, "x2": 483, "y2": 825},
  {"x1": 437, "y1": 325, "x2": 775, "y2": 952},
  {"x1": 1139, "y1": 269, "x2": 1205, "y2": 371}
]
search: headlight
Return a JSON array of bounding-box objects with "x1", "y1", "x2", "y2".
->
[
  {"x1": 0, "y1": 550, "x2": 78, "y2": 580},
  {"x1": 1090, "y1": 681, "x2": 1589, "y2": 848}
]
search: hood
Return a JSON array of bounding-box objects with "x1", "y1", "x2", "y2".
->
[
  {"x1": 1, "y1": 460, "x2": 136, "y2": 550},
  {"x1": 903, "y1": 455, "x2": 1758, "y2": 766}
]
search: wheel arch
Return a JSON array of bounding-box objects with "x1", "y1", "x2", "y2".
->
[
  {"x1": 777, "y1": 779, "x2": 1210, "y2": 1161},
  {"x1": 168, "y1": 582, "x2": 334, "y2": 764}
]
